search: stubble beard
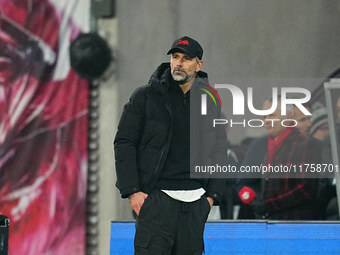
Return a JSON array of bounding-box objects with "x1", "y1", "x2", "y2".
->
[{"x1": 171, "y1": 67, "x2": 195, "y2": 85}]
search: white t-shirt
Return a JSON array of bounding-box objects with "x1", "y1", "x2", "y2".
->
[{"x1": 161, "y1": 188, "x2": 206, "y2": 202}]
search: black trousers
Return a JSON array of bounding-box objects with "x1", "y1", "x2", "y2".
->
[{"x1": 134, "y1": 189, "x2": 211, "y2": 255}]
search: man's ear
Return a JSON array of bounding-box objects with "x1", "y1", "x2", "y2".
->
[{"x1": 195, "y1": 60, "x2": 203, "y2": 73}]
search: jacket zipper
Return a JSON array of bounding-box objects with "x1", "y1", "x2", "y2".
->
[
  {"x1": 154, "y1": 145, "x2": 166, "y2": 174},
  {"x1": 154, "y1": 102, "x2": 173, "y2": 174}
]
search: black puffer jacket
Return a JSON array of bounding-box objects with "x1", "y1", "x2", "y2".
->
[{"x1": 114, "y1": 63, "x2": 227, "y2": 201}]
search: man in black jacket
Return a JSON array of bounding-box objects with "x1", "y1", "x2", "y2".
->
[
  {"x1": 114, "y1": 36, "x2": 226, "y2": 254},
  {"x1": 237, "y1": 98, "x2": 319, "y2": 220}
]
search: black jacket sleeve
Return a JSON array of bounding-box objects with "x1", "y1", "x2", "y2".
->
[{"x1": 114, "y1": 86, "x2": 147, "y2": 198}]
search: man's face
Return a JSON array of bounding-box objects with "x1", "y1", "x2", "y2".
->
[
  {"x1": 170, "y1": 52, "x2": 203, "y2": 84},
  {"x1": 294, "y1": 107, "x2": 312, "y2": 137},
  {"x1": 263, "y1": 101, "x2": 289, "y2": 139},
  {"x1": 313, "y1": 123, "x2": 329, "y2": 141}
]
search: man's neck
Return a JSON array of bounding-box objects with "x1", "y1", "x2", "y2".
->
[
  {"x1": 179, "y1": 77, "x2": 195, "y2": 94},
  {"x1": 271, "y1": 127, "x2": 294, "y2": 141}
]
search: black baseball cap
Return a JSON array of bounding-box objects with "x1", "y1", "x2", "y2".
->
[{"x1": 167, "y1": 36, "x2": 203, "y2": 60}]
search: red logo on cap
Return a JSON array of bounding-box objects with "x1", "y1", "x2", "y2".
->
[{"x1": 177, "y1": 40, "x2": 189, "y2": 45}]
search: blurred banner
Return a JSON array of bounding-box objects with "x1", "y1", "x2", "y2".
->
[
  {"x1": 0, "y1": 0, "x2": 90, "y2": 254},
  {"x1": 111, "y1": 221, "x2": 340, "y2": 255}
]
